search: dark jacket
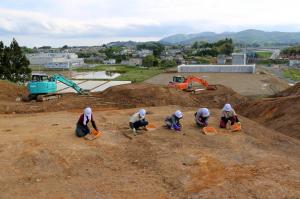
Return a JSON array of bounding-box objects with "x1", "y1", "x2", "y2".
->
[{"x1": 77, "y1": 114, "x2": 98, "y2": 130}]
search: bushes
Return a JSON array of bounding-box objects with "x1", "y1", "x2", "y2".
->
[{"x1": 281, "y1": 46, "x2": 300, "y2": 56}]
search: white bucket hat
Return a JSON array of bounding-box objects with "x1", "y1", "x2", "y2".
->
[
  {"x1": 139, "y1": 109, "x2": 146, "y2": 118},
  {"x1": 174, "y1": 110, "x2": 183, "y2": 118},
  {"x1": 202, "y1": 108, "x2": 210, "y2": 117},
  {"x1": 83, "y1": 107, "x2": 92, "y2": 125},
  {"x1": 223, "y1": 104, "x2": 232, "y2": 112}
]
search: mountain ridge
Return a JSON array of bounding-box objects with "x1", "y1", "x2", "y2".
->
[{"x1": 160, "y1": 29, "x2": 300, "y2": 45}]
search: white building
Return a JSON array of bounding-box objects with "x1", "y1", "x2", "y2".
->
[
  {"x1": 137, "y1": 49, "x2": 153, "y2": 58},
  {"x1": 26, "y1": 53, "x2": 84, "y2": 69},
  {"x1": 129, "y1": 58, "x2": 143, "y2": 66},
  {"x1": 217, "y1": 54, "x2": 226, "y2": 65},
  {"x1": 120, "y1": 58, "x2": 143, "y2": 66},
  {"x1": 289, "y1": 60, "x2": 300, "y2": 67},
  {"x1": 178, "y1": 64, "x2": 256, "y2": 73},
  {"x1": 232, "y1": 53, "x2": 247, "y2": 65},
  {"x1": 103, "y1": 59, "x2": 116, "y2": 65}
]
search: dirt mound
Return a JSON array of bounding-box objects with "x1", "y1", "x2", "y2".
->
[
  {"x1": 97, "y1": 83, "x2": 199, "y2": 107},
  {"x1": 0, "y1": 80, "x2": 27, "y2": 101},
  {"x1": 98, "y1": 83, "x2": 247, "y2": 109},
  {"x1": 274, "y1": 82, "x2": 300, "y2": 97},
  {"x1": 190, "y1": 85, "x2": 248, "y2": 109},
  {"x1": 238, "y1": 95, "x2": 300, "y2": 139},
  {"x1": 0, "y1": 82, "x2": 247, "y2": 114}
]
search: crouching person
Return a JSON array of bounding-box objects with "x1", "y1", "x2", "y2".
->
[
  {"x1": 219, "y1": 103, "x2": 240, "y2": 128},
  {"x1": 129, "y1": 109, "x2": 148, "y2": 134},
  {"x1": 76, "y1": 107, "x2": 98, "y2": 137},
  {"x1": 165, "y1": 110, "x2": 183, "y2": 131},
  {"x1": 195, "y1": 108, "x2": 210, "y2": 127}
]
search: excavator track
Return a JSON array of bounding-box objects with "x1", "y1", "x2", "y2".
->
[{"x1": 36, "y1": 94, "x2": 62, "y2": 102}]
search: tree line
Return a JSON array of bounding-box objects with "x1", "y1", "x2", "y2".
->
[
  {"x1": 191, "y1": 38, "x2": 234, "y2": 56},
  {"x1": 0, "y1": 39, "x2": 31, "y2": 83},
  {"x1": 281, "y1": 45, "x2": 300, "y2": 57}
]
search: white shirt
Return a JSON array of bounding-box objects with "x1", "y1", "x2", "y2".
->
[{"x1": 130, "y1": 112, "x2": 144, "y2": 123}]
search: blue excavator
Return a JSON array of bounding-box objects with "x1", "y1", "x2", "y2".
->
[{"x1": 26, "y1": 73, "x2": 86, "y2": 101}]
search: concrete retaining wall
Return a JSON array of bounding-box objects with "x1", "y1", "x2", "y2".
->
[{"x1": 178, "y1": 64, "x2": 256, "y2": 73}]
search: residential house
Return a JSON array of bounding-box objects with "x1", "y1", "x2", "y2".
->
[
  {"x1": 103, "y1": 59, "x2": 116, "y2": 65},
  {"x1": 137, "y1": 49, "x2": 153, "y2": 58}
]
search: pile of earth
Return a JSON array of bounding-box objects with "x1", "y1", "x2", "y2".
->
[
  {"x1": 0, "y1": 82, "x2": 247, "y2": 114},
  {"x1": 274, "y1": 82, "x2": 300, "y2": 97},
  {"x1": 238, "y1": 84, "x2": 300, "y2": 139},
  {"x1": 97, "y1": 83, "x2": 247, "y2": 109},
  {"x1": 189, "y1": 84, "x2": 248, "y2": 109},
  {"x1": 0, "y1": 80, "x2": 27, "y2": 101},
  {"x1": 96, "y1": 83, "x2": 199, "y2": 107}
]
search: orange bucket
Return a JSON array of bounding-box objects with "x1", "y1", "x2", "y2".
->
[
  {"x1": 146, "y1": 123, "x2": 157, "y2": 131},
  {"x1": 91, "y1": 129, "x2": 102, "y2": 137},
  {"x1": 231, "y1": 123, "x2": 241, "y2": 132},
  {"x1": 202, "y1": 127, "x2": 217, "y2": 135}
]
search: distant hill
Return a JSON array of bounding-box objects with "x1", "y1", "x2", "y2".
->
[
  {"x1": 106, "y1": 41, "x2": 138, "y2": 47},
  {"x1": 160, "y1": 29, "x2": 300, "y2": 45}
]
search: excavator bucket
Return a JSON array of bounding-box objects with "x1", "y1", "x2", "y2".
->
[{"x1": 202, "y1": 127, "x2": 218, "y2": 135}]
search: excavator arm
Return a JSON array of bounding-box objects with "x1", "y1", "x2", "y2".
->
[
  {"x1": 184, "y1": 76, "x2": 209, "y2": 88},
  {"x1": 51, "y1": 74, "x2": 85, "y2": 94},
  {"x1": 172, "y1": 75, "x2": 209, "y2": 90}
]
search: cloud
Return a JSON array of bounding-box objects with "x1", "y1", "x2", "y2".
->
[{"x1": 1, "y1": 0, "x2": 300, "y2": 46}]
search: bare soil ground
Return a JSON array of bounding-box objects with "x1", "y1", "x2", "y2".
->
[
  {"x1": 274, "y1": 82, "x2": 300, "y2": 97},
  {"x1": 145, "y1": 72, "x2": 289, "y2": 96},
  {"x1": 238, "y1": 82, "x2": 300, "y2": 139},
  {"x1": 0, "y1": 107, "x2": 299, "y2": 199},
  {"x1": 1, "y1": 80, "x2": 299, "y2": 198}
]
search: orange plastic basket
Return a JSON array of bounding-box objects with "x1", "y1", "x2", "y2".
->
[
  {"x1": 231, "y1": 123, "x2": 241, "y2": 132},
  {"x1": 202, "y1": 127, "x2": 217, "y2": 135},
  {"x1": 146, "y1": 123, "x2": 157, "y2": 131},
  {"x1": 91, "y1": 129, "x2": 102, "y2": 137}
]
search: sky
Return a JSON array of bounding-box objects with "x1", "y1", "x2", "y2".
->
[{"x1": 1, "y1": 0, "x2": 300, "y2": 47}]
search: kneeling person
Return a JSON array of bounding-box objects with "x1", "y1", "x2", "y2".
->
[
  {"x1": 219, "y1": 104, "x2": 240, "y2": 128},
  {"x1": 129, "y1": 109, "x2": 148, "y2": 134},
  {"x1": 195, "y1": 108, "x2": 210, "y2": 127},
  {"x1": 165, "y1": 110, "x2": 183, "y2": 131},
  {"x1": 76, "y1": 107, "x2": 98, "y2": 137}
]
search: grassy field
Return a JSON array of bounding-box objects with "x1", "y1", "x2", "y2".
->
[
  {"x1": 76, "y1": 65, "x2": 165, "y2": 82},
  {"x1": 256, "y1": 51, "x2": 273, "y2": 59},
  {"x1": 283, "y1": 68, "x2": 300, "y2": 81}
]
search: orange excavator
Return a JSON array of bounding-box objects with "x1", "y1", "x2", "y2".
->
[{"x1": 168, "y1": 75, "x2": 217, "y2": 91}]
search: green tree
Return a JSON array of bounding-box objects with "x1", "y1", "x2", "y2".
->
[
  {"x1": 61, "y1": 45, "x2": 69, "y2": 50},
  {"x1": 192, "y1": 41, "x2": 199, "y2": 49},
  {"x1": 142, "y1": 55, "x2": 158, "y2": 67},
  {"x1": 0, "y1": 39, "x2": 31, "y2": 83},
  {"x1": 137, "y1": 42, "x2": 165, "y2": 57},
  {"x1": 219, "y1": 43, "x2": 234, "y2": 56},
  {"x1": 0, "y1": 41, "x2": 4, "y2": 79},
  {"x1": 161, "y1": 60, "x2": 177, "y2": 68}
]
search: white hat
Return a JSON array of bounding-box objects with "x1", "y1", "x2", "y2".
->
[
  {"x1": 202, "y1": 108, "x2": 210, "y2": 117},
  {"x1": 84, "y1": 107, "x2": 92, "y2": 116},
  {"x1": 223, "y1": 104, "x2": 232, "y2": 112},
  {"x1": 175, "y1": 110, "x2": 183, "y2": 118},
  {"x1": 83, "y1": 107, "x2": 92, "y2": 125},
  {"x1": 139, "y1": 109, "x2": 146, "y2": 118}
]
